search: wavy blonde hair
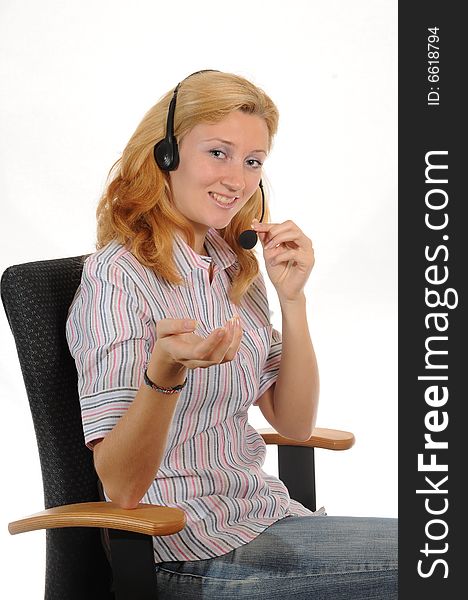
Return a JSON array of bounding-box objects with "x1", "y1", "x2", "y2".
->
[{"x1": 96, "y1": 70, "x2": 279, "y2": 306}]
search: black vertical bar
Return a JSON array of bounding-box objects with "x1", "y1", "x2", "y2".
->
[
  {"x1": 278, "y1": 446, "x2": 316, "y2": 512},
  {"x1": 108, "y1": 529, "x2": 158, "y2": 599},
  {"x1": 399, "y1": 2, "x2": 465, "y2": 598}
]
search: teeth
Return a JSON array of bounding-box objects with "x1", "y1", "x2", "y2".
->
[{"x1": 210, "y1": 192, "x2": 237, "y2": 204}]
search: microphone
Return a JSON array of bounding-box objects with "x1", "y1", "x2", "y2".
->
[{"x1": 238, "y1": 180, "x2": 265, "y2": 249}]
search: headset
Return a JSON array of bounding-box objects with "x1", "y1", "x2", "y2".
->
[{"x1": 153, "y1": 70, "x2": 264, "y2": 249}]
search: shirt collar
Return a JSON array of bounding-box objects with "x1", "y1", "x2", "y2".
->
[{"x1": 173, "y1": 227, "x2": 239, "y2": 279}]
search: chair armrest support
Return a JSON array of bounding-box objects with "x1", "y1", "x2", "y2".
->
[
  {"x1": 8, "y1": 429, "x2": 354, "y2": 538},
  {"x1": 258, "y1": 426, "x2": 355, "y2": 450},
  {"x1": 8, "y1": 501, "x2": 186, "y2": 537}
]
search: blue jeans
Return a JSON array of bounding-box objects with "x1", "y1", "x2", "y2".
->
[{"x1": 154, "y1": 514, "x2": 398, "y2": 599}]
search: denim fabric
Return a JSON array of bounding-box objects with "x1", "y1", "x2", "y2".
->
[{"x1": 154, "y1": 514, "x2": 398, "y2": 599}]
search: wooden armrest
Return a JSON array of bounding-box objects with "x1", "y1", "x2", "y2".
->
[
  {"x1": 258, "y1": 427, "x2": 355, "y2": 450},
  {"x1": 9, "y1": 429, "x2": 353, "y2": 537},
  {"x1": 8, "y1": 501, "x2": 186, "y2": 537}
]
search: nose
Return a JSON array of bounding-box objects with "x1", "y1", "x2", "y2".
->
[{"x1": 220, "y1": 162, "x2": 245, "y2": 195}]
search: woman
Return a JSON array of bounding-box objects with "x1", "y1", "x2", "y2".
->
[{"x1": 66, "y1": 69, "x2": 397, "y2": 598}]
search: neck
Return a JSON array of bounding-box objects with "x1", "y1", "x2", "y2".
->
[{"x1": 177, "y1": 226, "x2": 210, "y2": 256}]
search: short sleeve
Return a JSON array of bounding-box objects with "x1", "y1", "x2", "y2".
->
[
  {"x1": 253, "y1": 326, "x2": 282, "y2": 406},
  {"x1": 65, "y1": 256, "x2": 154, "y2": 449}
]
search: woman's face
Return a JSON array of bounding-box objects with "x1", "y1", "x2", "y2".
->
[{"x1": 168, "y1": 110, "x2": 269, "y2": 249}]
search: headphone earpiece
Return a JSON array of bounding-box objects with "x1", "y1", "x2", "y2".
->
[
  {"x1": 153, "y1": 137, "x2": 179, "y2": 171},
  {"x1": 154, "y1": 89, "x2": 180, "y2": 171}
]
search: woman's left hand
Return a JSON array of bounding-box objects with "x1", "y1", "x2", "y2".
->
[{"x1": 251, "y1": 219, "x2": 315, "y2": 302}]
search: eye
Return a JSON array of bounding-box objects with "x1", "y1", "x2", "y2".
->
[
  {"x1": 209, "y1": 149, "x2": 226, "y2": 159},
  {"x1": 246, "y1": 158, "x2": 263, "y2": 169}
]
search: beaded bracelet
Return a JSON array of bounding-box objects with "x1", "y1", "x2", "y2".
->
[{"x1": 143, "y1": 367, "x2": 188, "y2": 395}]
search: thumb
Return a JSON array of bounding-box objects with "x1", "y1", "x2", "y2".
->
[{"x1": 157, "y1": 318, "x2": 197, "y2": 338}]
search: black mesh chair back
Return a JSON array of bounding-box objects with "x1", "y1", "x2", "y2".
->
[{"x1": 1, "y1": 255, "x2": 114, "y2": 599}]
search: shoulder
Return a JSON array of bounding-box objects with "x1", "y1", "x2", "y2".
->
[
  {"x1": 78, "y1": 241, "x2": 171, "y2": 321},
  {"x1": 83, "y1": 241, "x2": 162, "y2": 295},
  {"x1": 84, "y1": 240, "x2": 144, "y2": 279}
]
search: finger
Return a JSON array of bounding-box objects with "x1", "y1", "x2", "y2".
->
[
  {"x1": 269, "y1": 249, "x2": 302, "y2": 267},
  {"x1": 255, "y1": 231, "x2": 269, "y2": 249},
  {"x1": 157, "y1": 317, "x2": 197, "y2": 338},
  {"x1": 200, "y1": 317, "x2": 242, "y2": 364},
  {"x1": 208, "y1": 317, "x2": 240, "y2": 361},
  {"x1": 251, "y1": 220, "x2": 274, "y2": 234},
  {"x1": 264, "y1": 231, "x2": 303, "y2": 250},
  {"x1": 197, "y1": 326, "x2": 229, "y2": 357},
  {"x1": 183, "y1": 319, "x2": 243, "y2": 368},
  {"x1": 187, "y1": 315, "x2": 242, "y2": 363},
  {"x1": 252, "y1": 219, "x2": 296, "y2": 239},
  {"x1": 221, "y1": 317, "x2": 243, "y2": 361},
  {"x1": 232, "y1": 318, "x2": 244, "y2": 354}
]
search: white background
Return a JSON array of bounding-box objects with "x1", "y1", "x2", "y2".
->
[{"x1": 0, "y1": 1, "x2": 397, "y2": 597}]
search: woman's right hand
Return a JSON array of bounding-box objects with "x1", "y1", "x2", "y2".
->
[{"x1": 148, "y1": 316, "x2": 243, "y2": 373}]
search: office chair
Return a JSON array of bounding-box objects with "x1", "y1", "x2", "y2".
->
[{"x1": 1, "y1": 255, "x2": 355, "y2": 599}]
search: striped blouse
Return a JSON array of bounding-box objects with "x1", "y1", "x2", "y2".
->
[{"x1": 65, "y1": 227, "x2": 315, "y2": 562}]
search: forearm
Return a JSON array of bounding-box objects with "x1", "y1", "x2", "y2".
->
[
  {"x1": 93, "y1": 359, "x2": 187, "y2": 509},
  {"x1": 273, "y1": 293, "x2": 319, "y2": 441}
]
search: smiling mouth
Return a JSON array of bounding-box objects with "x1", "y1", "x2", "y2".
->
[{"x1": 209, "y1": 191, "x2": 239, "y2": 207}]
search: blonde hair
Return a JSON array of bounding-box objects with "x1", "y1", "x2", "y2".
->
[{"x1": 96, "y1": 70, "x2": 279, "y2": 305}]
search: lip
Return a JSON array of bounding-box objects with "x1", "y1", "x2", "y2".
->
[{"x1": 208, "y1": 191, "x2": 239, "y2": 209}]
